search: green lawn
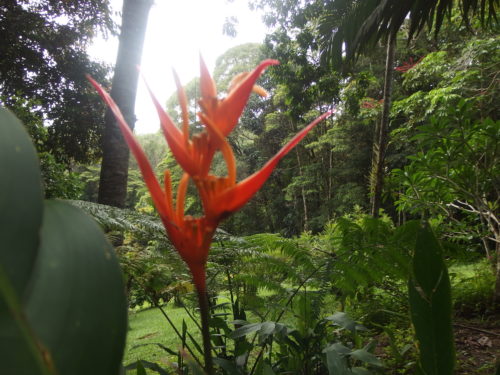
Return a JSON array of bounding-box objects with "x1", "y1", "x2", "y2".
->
[
  {"x1": 448, "y1": 259, "x2": 495, "y2": 313},
  {"x1": 124, "y1": 303, "x2": 200, "y2": 369},
  {"x1": 124, "y1": 294, "x2": 235, "y2": 371}
]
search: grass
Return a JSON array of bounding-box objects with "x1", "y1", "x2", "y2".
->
[
  {"x1": 123, "y1": 294, "x2": 235, "y2": 371},
  {"x1": 124, "y1": 302, "x2": 200, "y2": 369},
  {"x1": 448, "y1": 259, "x2": 495, "y2": 316}
]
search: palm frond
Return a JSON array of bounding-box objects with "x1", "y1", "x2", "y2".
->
[{"x1": 318, "y1": 0, "x2": 499, "y2": 68}]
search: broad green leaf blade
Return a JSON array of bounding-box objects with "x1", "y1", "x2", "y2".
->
[
  {"x1": 325, "y1": 349, "x2": 351, "y2": 375},
  {"x1": 262, "y1": 362, "x2": 276, "y2": 375},
  {"x1": 214, "y1": 358, "x2": 244, "y2": 375},
  {"x1": 0, "y1": 108, "x2": 49, "y2": 375},
  {"x1": 254, "y1": 359, "x2": 276, "y2": 375},
  {"x1": 326, "y1": 312, "x2": 365, "y2": 333},
  {"x1": 0, "y1": 265, "x2": 54, "y2": 375},
  {"x1": 409, "y1": 223, "x2": 455, "y2": 375},
  {"x1": 323, "y1": 342, "x2": 351, "y2": 355},
  {"x1": 184, "y1": 355, "x2": 206, "y2": 375},
  {"x1": 0, "y1": 107, "x2": 43, "y2": 296},
  {"x1": 24, "y1": 201, "x2": 127, "y2": 375},
  {"x1": 257, "y1": 321, "x2": 276, "y2": 344},
  {"x1": 259, "y1": 321, "x2": 276, "y2": 336},
  {"x1": 350, "y1": 348, "x2": 383, "y2": 367},
  {"x1": 230, "y1": 323, "x2": 262, "y2": 339}
]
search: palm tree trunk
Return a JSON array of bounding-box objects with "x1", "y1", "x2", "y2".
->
[
  {"x1": 98, "y1": 0, "x2": 153, "y2": 208},
  {"x1": 371, "y1": 31, "x2": 396, "y2": 218}
]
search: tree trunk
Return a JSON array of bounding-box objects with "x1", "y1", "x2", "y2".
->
[
  {"x1": 370, "y1": 31, "x2": 396, "y2": 218},
  {"x1": 98, "y1": 0, "x2": 153, "y2": 208},
  {"x1": 295, "y1": 147, "x2": 309, "y2": 232},
  {"x1": 494, "y1": 241, "x2": 500, "y2": 307}
]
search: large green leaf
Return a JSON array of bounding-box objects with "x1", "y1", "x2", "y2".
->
[
  {"x1": 259, "y1": 321, "x2": 276, "y2": 336},
  {"x1": 325, "y1": 349, "x2": 351, "y2": 375},
  {"x1": 0, "y1": 107, "x2": 49, "y2": 375},
  {"x1": 409, "y1": 223, "x2": 455, "y2": 375},
  {"x1": 0, "y1": 108, "x2": 127, "y2": 375},
  {"x1": 326, "y1": 312, "x2": 366, "y2": 333},
  {"x1": 350, "y1": 348, "x2": 383, "y2": 367},
  {"x1": 323, "y1": 342, "x2": 351, "y2": 355},
  {"x1": 230, "y1": 322, "x2": 263, "y2": 339},
  {"x1": 0, "y1": 107, "x2": 43, "y2": 296},
  {"x1": 214, "y1": 358, "x2": 244, "y2": 375},
  {"x1": 0, "y1": 264, "x2": 54, "y2": 375},
  {"x1": 21, "y1": 200, "x2": 128, "y2": 375}
]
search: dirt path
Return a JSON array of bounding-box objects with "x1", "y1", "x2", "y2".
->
[{"x1": 454, "y1": 317, "x2": 500, "y2": 374}]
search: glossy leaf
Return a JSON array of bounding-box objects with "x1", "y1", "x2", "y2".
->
[
  {"x1": 262, "y1": 362, "x2": 276, "y2": 375},
  {"x1": 1, "y1": 109, "x2": 127, "y2": 375},
  {"x1": 326, "y1": 312, "x2": 366, "y2": 333},
  {"x1": 214, "y1": 358, "x2": 244, "y2": 375},
  {"x1": 259, "y1": 321, "x2": 276, "y2": 336},
  {"x1": 0, "y1": 265, "x2": 54, "y2": 375},
  {"x1": 325, "y1": 349, "x2": 351, "y2": 375},
  {"x1": 0, "y1": 107, "x2": 52, "y2": 375},
  {"x1": 409, "y1": 223, "x2": 455, "y2": 375},
  {"x1": 0, "y1": 107, "x2": 43, "y2": 296},
  {"x1": 230, "y1": 322, "x2": 262, "y2": 339},
  {"x1": 184, "y1": 355, "x2": 207, "y2": 375},
  {"x1": 24, "y1": 201, "x2": 127, "y2": 375},
  {"x1": 350, "y1": 348, "x2": 384, "y2": 367},
  {"x1": 323, "y1": 342, "x2": 351, "y2": 355}
]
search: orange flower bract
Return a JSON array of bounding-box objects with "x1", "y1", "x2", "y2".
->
[{"x1": 88, "y1": 58, "x2": 331, "y2": 291}]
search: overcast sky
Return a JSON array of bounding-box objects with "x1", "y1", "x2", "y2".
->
[{"x1": 89, "y1": 0, "x2": 268, "y2": 134}]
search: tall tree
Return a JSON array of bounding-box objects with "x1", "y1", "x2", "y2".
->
[
  {"x1": 0, "y1": 0, "x2": 114, "y2": 163},
  {"x1": 370, "y1": 31, "x2": 396, "y2": 217},
  {"x1": 97, "y1": 0, "x2": 153, "y2": 208}
]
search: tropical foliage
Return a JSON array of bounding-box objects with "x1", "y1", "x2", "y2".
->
[{"x1": 1, "y1": 1, "x2": 498, "y2": 374}]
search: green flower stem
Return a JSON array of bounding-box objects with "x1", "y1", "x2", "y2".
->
[{"x1": 196, "y1": 283, "x2": 214, "y2": 375}]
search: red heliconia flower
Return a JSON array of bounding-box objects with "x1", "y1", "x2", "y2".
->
[
  {"x1": 88, "y1": 60, "x2": 332, "y2": 291},
  {"x1": 394, "y1": 56, "x2": 424, "y2": 72},
  {"x1": 88, "y1": 76, "x2": 212, "y2": 290},
  {"x1": 143, "y1": 58, "x2": 279, "y2": 179}
]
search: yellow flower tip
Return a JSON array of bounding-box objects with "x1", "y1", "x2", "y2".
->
[
  {"x1": 252, "y1": 84, "x2": 268, "y2": 98},
  {"x1": 228, "y1": 72, "x2": 268, "y2": 98},
  {"x1": 228, "y1": 72, "x2": 269, "y2": 98},
  {"x1": 228, "y1": 72, "x2": 248, "y2": 93}
]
